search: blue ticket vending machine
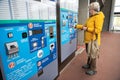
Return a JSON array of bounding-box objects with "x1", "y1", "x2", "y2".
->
[
  {"x1": 0, "y1": 20, "x2": 58, "y2": 80},
  {"x1": 60, "y1": 8, "x2": 78, "y2": 63}
]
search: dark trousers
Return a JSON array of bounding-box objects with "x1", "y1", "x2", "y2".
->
[{"x1": 85, "y1": 43, "x2": 97, "y2": 71}]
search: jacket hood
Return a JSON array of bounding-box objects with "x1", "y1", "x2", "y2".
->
[{"x1": 98, "y1": 11, "x2": 105, "y2": 19}]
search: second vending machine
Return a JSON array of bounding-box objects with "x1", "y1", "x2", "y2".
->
[{"x1": 57, "y1": 0, "x2": 79, "y2": 71}]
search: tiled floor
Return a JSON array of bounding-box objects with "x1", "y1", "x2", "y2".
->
[{"x1": 57, "y1": 32, "x2": 120, "y2": 80}]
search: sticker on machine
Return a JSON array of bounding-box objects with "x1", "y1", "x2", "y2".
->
[
  {"x1": 8, "y1": 62, "x2": 15, "y2": 69},
  {"x1": 28, "y1": 23, "x2": 33, "y2": 29},
  {"x1": 37, "y1": 50, "x2": 44, "y2": 58}
]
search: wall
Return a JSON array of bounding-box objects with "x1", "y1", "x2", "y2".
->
[
  {"x1": 101, "y1": 0, "x2": 114, "y2": 31},
  {"x1": 109, "y1": 0, "x2": 115, "y2": 31},
  {"x1": 77, "y1": 0, "x2": 89, "y2": 45}
]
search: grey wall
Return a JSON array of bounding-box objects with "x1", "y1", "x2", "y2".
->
[
  {"x1": 77, "y1": 0, "x2": 89, "y2": 45},
  {"x1": 109, "y1": 0, "x2": 115, "y2": 31},
  {"x1": 101, "y1": 0, "x2": 113, "y2": 31}
]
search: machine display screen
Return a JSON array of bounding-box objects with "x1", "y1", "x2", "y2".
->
[{"x1": 32, "y1": 29, "x2": 42, "y2": 35}]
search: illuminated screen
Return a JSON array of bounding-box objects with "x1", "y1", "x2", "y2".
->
[{"x1": 32, "y1": 29, "x2": 42, "y2": 35}]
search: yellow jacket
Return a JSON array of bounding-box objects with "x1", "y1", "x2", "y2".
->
[{"x1": 76, "y1": 11, "x2": 105, "y2": 45}]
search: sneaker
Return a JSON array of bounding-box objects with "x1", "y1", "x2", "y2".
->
[
  {"x1": 82, "y1": 64, "x2": 90, "y2": 69},
  {"x1": 86, "y1": 70, "x2": 97, "y2": 75}
]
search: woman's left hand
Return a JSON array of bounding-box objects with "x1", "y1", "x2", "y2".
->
[{"x1": 82, "y1": 26, "x2": 87, "y2": 30}]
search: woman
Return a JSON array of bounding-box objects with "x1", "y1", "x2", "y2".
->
[{"x1": 75, "y1": 2, "x2": 105, "y2": 75}]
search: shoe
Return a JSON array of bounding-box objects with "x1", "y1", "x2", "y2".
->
[
  {"x1": 86, "y1": 70, "x2": 97, "y2": 75},
  {"x1": 82, "y1": 64, "x2": 90, "y2": 69}
]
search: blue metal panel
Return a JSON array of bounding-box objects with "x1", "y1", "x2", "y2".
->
[
  {"x1": 60, "y1": 8, "x2": 78, "y2": 62},
  {"x1": 0, "y1": 20, "x2": 57, "y2": 80}
]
